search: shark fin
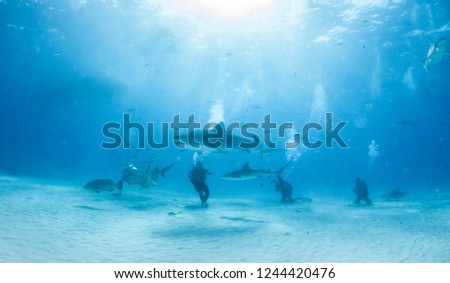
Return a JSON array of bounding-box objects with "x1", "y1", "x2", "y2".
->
[
  {"x1": 435, "y1": 38, "x2": 447, "y2": 48},
  {"x1": 242, "y1": 162, "x2": 250, "y2": 171},
  {"x1": 160, "y1": 163, "x2": 175, "y2": 177},
  {"x1": 423, "y1": 63, "x2": 429, "y2": 75},
  {"x1": 209, "y1": 122, "x2": 225, "y2": 131},
  {"x1": 275, "y1": 161, "x2": 292, "y2": 176}
]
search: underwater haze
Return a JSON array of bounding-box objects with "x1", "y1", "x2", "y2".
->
[{"x1": 0, "y1": 0, "x2": 450, "y2": 262}]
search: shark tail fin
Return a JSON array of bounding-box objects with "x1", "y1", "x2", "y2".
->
[
  {"x1": 423, "y1": 63, "x2": 429, "y2": 75},
  {"x1": 209, "y1": 121, "x2": 225, "y2": 132},
  {"x1": 160, "y1": 163, "x2": 175, "y2": 177},
  {"x1": 276, "y1": 161, "x2": 291, "y2": 176},
  {"x1": 116, "y1": 180, "x2": 123, "y2": 191}
]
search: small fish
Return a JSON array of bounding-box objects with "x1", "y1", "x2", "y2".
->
[
  {"x1": 168, "y1": 211, "x2": 182, "y2": 216},
  {"x1": 83, "y1": 179, "x2": 123, "y2": 193},
  {"x1": 395, "y1": 118, "x2": 418, "y2": 129},
  {"x1": 53, "y1": 51, "x2": 65, "y2": 56}
]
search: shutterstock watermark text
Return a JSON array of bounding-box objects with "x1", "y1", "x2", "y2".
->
[{"x1": 101, "y1": 113, "x2": 348, "y2": 150}]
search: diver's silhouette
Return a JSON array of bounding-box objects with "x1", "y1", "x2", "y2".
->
[
  {"x1": 353, "y1": 177, "x2": 372, "y2": 205},
  {"x1": 274, "y1": 175, "x2": 300, "y2": 203},
  {"x1": 188, "y1": 161, "x2": 212, "y2": 207}
]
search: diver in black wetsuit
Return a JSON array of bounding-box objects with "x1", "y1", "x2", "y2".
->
[
  {"x1": 274, "y1": 175, "x2": 300, "y2": 203},
  {"x1": 353, "y1": 177, "x2": 372, "y2": 205},
  {"x1": 188, "y1": 161, "x2": 212, "y2": 207}
]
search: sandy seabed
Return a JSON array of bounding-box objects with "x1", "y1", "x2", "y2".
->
[{"x1": 0, "y1": 175, "x2": 449, "y2": 262}]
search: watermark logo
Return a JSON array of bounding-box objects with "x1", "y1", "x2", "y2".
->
[{"x1": 100, "y1": 113, "x2": 348, "y2": 150}]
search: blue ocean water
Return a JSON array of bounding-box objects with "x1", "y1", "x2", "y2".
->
[{"x1": 1, "y1": 1, "x2": 450, "y2": 262}]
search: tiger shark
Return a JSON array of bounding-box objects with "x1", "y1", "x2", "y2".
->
[
  {"x1": 221, "y1": 161, "x2": 291, "y2": 181},
  {"x1": 121, "y1": 162, "x2": 175, "y2": 188},
  {"x1": 173, "y1": 122, "x2": 258, "y2": 153},
  {"x1": 423, "y1": 37, "x2": 450, "y2": 73}
]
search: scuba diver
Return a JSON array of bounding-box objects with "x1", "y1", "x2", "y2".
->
[
  {"x1": 274, "y1": 175, "x2": 300, "y2": 203},
  {"x1": 353, "y1": 177, "x2": 372, "y2": 205},
  {"x1": 188, "y1": 161, "x2": 212, "y2": 207}
]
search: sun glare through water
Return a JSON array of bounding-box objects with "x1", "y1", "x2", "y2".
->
[
  {"x1": 149, "y1": 0, "x2": 282, "y2": 32},
  {"x1": 194, "y1": 0, "x2": 273, "y2": 17}
]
